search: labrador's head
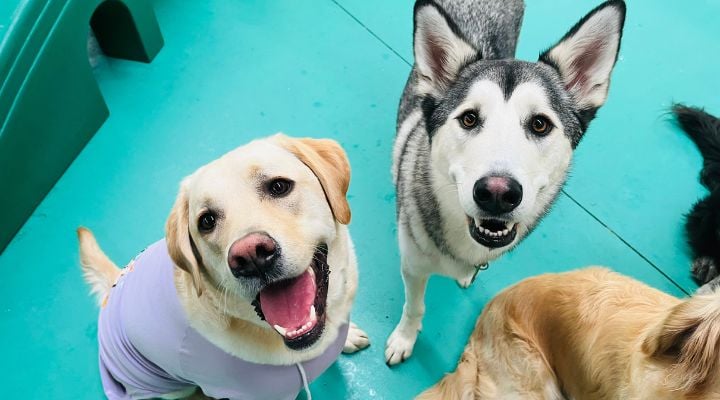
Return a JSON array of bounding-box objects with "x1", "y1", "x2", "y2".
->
[{"x1": 166, "y1": 134, "x2": 351, "y2": 350}]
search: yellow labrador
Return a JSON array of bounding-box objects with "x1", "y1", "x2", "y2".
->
[
  {"x1": 78, "y1": 134, "x2": 369, "y2": 399},
  {"x1": 419, "y1": 268, "x2": 720, "y2": 400}
]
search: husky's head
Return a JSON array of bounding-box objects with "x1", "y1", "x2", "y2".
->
[{"x1": 414, "y1": 0, "x2": 625, "y2": 251}]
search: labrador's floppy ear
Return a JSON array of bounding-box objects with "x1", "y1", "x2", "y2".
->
[
  {"x1": 539, "y1": 0, "x2": 626, "y2": 125},
  {"x1": 274, "y1": 134, "x2": 351, "y2": 225},
  {"x1": 166, "y1": 180, "x2": 204, "y2": 296}
]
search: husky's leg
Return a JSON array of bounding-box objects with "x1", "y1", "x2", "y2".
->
[{"x1": 385, "y1": 260, "x2": 429, "y2": 365}]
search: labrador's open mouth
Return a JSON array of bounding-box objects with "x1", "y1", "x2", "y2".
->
[
  {"x1": 467, "y1": 217, "x2": 518, "y2": 249},
  {"x1": 252, "y1": 245, "x2": 329, "y2": 350}
]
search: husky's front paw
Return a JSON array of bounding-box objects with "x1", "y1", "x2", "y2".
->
[
  {"x1": 343, "y1": 322, "x2": 370, "y2": 354},
  {"x1": 385, "y1": 324, "x2": 419, "y2": 366}
]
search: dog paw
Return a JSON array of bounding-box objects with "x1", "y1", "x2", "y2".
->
[
  {"x1": 342, "y1": 322, "x2": 370, "y2": 354},
  {"x1": 384, "y1": 326, "x2": 418, "y2": 366},
  {"x1": 692, "y1": 256, "x2": 719, "y2": 285}
]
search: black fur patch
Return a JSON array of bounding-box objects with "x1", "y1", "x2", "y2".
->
[
  {"x1": 575, "y1": 107, "x2": 598, "y2": 141},
  {"x1": 686, "y1": 193, "x2": 720, "y2": 285},
  {"x1": 674, "y1": 104, "x2": 720, "y2": 285},
  {"x1": 421, "y1": 96, "x2": 440, "y2": 138},
  {"x1": 501, "y1": 68, "x2": 517, "y2": 101}
]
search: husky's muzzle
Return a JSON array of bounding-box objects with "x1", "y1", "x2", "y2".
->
[{"x1": 467, "y1": 175, "x2": 522, "y2": 248}]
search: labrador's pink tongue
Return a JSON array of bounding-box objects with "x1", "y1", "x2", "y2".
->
[{"x1": 259, "y1": 269, "x2": 316, "y2": 330}]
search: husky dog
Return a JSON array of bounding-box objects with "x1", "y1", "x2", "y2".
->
[
  {"x1": 673, "y1": 105, "x2": 720, "y2": 287},
  {"x1": 386, "y1": 0, "x2": 627, "y2": 365}
]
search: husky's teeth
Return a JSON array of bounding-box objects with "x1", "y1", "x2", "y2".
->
[
  {"x1": 503, "y1": 229, "x2": 509, "y2": 235},
  {"x1": 273, "y1": 325, "x2": 287, "y2": 336},
  {"x1": 309, "y1": 305, "x2": 316, "y2": 321},
  {"x1": 474, "y1": 217, "x2": 482, "y2": 227}
]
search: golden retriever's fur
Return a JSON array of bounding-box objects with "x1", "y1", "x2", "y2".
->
[
  {"x1": 79, "y1": 134, "x2": 369, "y2": 379},
  {"x1": 418, "y1": 268, "x2": 720, "y2": 400}
]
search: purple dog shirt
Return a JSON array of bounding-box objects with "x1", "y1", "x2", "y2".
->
[{"x1": 97, "y1": 240, "x2": 348, "y2": 400}]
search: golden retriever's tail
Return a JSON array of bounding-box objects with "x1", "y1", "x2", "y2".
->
[
  {"x1": 643, "y1": 288, "x2": 720, "y2": 393},
  {"x1": 416, "y1": 342, "x2": 479, "y2": 400},
  {"x1": 77, "y1": 228, "x2": 121, "y2": 306}
]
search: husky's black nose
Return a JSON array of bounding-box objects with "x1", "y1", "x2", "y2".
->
[
  {"x1": 228, "y1": 232, "x2": 279, "y2": 278},
  {"x1": 473, "y1": 176, "x2": 523, "y2": 215}
]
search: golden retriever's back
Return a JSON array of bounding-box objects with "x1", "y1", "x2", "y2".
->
[{"x1": 419, "y1": 268, "x2": 720, "y2": 399}]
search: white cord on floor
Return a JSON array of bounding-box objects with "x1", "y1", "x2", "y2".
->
[{"x1": 296, "y1": 362, "x2": 312, "y2": 400}]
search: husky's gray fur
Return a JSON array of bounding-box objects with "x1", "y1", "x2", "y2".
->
[{"x1": 387, "y1": 0, "x2": 626, "y2": 365}]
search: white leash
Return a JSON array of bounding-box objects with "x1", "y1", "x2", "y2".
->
[{"x1": 296, "y1": 363, "x2": 312, "y2": 400}]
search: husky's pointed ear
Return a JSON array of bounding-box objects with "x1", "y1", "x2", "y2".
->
[
  {"x1": 166, "y1": 179, "x2": 204, "y2": 297},
  {"x1": 540, "y1": 0, "x2": 626, "y2": 121},
  {"x1": 413, "y1": 1, "x2": 477, "y2": 96},
  {"x1": 273, "y1": 134, "x2": 351, "y2": 225}
]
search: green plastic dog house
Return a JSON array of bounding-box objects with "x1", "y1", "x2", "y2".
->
[{"x1": 0, "y1": 0, "x2": 164, "y2": 251}]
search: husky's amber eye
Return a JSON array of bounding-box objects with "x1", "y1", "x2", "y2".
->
[
  {"x1": 198, "y1": 212, "x2": 217, "y2": 233},
  {"x1": 458, "y1": 110, "x2": 480, "y2": 129},
  {"x1": 529, "y1": 115, "x2": 553, "y2": 136},
  {"x1": 267, "y1": 178, "x2": 294, "y2": 197}
]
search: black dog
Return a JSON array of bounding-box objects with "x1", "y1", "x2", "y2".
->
[{"x1": 673, "y1": 104, "x2": 720, "y2": 286}]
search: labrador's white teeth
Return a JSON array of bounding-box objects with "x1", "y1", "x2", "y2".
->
[
  {"x1": 309, "y1": 305, "x2": 317, "y2": 322},
  {"x1": 274, "y1": 325, "x2": 287, "y2": 337}
]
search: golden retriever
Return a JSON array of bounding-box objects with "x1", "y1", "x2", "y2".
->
[
  {"x1": 418, "y1": 267, "x2": 720, "y2": 399},
  {"x1": 78, "y1": 134, "x2": 369, "y2": 399}
]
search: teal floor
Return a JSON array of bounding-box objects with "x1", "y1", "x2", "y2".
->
[{"x1": 2, "y1": 0, "x2": 720, "y2": 398}]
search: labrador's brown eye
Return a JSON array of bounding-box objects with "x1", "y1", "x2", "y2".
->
[
  {"x1": 529, "y1": 115, "x2": 553, "y2": 136},
  {"x1": 267, "y1": 178, "x2": 294, "y2": 197},
  {"x1": 459, "y1": 110, "x2": 480, "y2": 129},
  {"x1": 198, "y1": 212, "x2": 217, "y2": 233}
]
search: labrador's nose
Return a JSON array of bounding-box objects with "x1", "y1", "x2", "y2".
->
[
  {"x1": 473, "y1": 176, "x2": 523, "y2": 215},
  {"x1": 227, "y1": 232, "x2": 278, "y2": 278}
]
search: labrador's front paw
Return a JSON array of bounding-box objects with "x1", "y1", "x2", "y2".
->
[{"x1": 343, "y1": 322, "x2": 370, "y2": 354}]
